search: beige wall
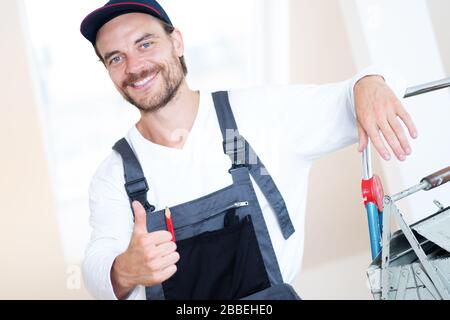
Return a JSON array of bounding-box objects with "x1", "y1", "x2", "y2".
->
[
  {"x1": 0, "y1": 0, "x2": 88, "y2": 299},
  {"x1": 289, "y1": 0, "x2": 375, "y2": 299}
]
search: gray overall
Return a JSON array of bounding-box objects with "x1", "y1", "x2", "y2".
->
[{"x1": 113, "y1": 91, "x2": 300, "y2": 300}]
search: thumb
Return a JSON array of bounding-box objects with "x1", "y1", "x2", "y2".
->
[
  {"x1": 132, "y1": 201, "x2": 148, "y2": 234},
  {"x1": 357, "y1": 121, "x2": 369, "y2": 153}
]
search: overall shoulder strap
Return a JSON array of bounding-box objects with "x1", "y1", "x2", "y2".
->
[
  {"x1": 212, "y1": 91, "x2": 295, "y2": 239},
  {"x1": 113, "y1": 138, "x2": 155, "y2": 213}
]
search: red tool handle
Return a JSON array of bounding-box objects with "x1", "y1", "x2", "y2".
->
[
  {"x1": 362, "y1": 175, "x2": 385, "y2": 211},
  {"x1": 421, "y1": 166, "x2": 450, "y2": 190}
]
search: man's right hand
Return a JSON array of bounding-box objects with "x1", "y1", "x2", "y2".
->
[{"x1": 111, "y1": 201, "x2": 180, "y2": 300}]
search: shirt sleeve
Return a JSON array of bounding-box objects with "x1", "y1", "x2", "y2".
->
[
  {"x1": 229, "y1": 65, "x2": 406, "y2": 162},
  {"x1": 82, "y1": 152, "x2": 145, "y2": 300}
]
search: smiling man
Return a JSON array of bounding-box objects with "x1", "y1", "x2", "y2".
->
[
  {"x1": 97, "y1": 15, "x2": 187, "y2": 114},
  {"x1": 80, "y1": 0, "x2": 417, "y2": 300}
]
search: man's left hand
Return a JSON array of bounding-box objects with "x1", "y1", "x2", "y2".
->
[{"x1": 354, "y1": 75, "x2": 418, "y2": 161}]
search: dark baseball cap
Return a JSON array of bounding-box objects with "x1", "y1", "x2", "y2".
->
[{"x1": 80, "y1": 0, "x2": 173, "y2": 46}]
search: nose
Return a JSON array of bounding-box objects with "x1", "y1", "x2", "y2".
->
[{"x1": 125, "y1": 53, "x2": 146, "y2": 75}]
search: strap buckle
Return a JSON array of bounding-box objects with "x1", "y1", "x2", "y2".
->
[
  {"x1": 125, "y1": 178, "x2": 149, "y2": 198},
  {"x1": 223, "y1": 134, "x2": 247, "y2": 167},
  {"x1": 144, "y1": 202, "x2": 156, "y2": 213}
]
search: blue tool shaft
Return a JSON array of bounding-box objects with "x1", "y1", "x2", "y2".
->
[{"x1": 366, "y1": 202, "x2": 381, "y2": 259}]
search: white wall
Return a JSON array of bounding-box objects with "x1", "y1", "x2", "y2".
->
[
  {"x1": 427, "y1": 1, "x2": 450, "y2": 79},
  {"x1": 340, "y1": 0, "x2": 450, "y2": 222},
  {"x1": 293, "y1": 0, "x2": 450, "y2": 300}
]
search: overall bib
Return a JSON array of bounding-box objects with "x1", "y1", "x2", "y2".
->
[{"x1": 113, "y1": 91, "x2": 300, "y2": 300}]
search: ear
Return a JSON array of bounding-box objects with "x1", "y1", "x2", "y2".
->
[{"x1": 170, "y1": 28, "x2": 185, "y2": 58}]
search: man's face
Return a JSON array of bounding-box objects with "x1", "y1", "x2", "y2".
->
[{"x1": 96, "y1": 13, "x2": 185, "y2": 113}]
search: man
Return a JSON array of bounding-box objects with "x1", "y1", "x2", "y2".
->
[{"x1": 81, "y1": 0, "x2": 417, "y2": 300}]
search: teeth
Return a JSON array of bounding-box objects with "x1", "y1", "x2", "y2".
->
[
  {"x1": 132, "y1": 72, "x2": 157, "y2": 88},
  {"x1": 134, "y1": 76, "x2": 151, "y2": 87}
]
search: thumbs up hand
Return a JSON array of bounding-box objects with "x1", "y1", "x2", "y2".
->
[
  {"x1": 131, "y1": 200, "x2": 154, "y2": 235},
  {"x1": 111, "y1": 201, "x2": 180, "y2": 299}
]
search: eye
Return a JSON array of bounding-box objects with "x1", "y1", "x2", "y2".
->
[
  {"x1": 109, "y1": 56, "x2": 122, "y2": 65},
  {"x1": 141, "y1": 42, "x2": 151, "y2": 49}
]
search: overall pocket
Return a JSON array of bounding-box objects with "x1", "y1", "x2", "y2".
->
[{"x1": 162, "y1": 205, "x2": 270, "y2": 300}]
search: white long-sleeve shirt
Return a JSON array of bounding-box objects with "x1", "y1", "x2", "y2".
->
[{"x1": 83, "y1": 66, "x2": 406, "y2": 300}]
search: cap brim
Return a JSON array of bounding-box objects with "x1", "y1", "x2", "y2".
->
[{"x1": 80, "y1": 2, "x2": 169, "y2": 45}]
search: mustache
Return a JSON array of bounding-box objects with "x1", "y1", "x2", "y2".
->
[{"x1": 122, "y1": 66, "x2": 161, "y2": 87}]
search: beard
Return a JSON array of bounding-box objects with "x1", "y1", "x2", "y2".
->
[{"x1": 120, "y1": 53, "x2": 184, "y2": 114}]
